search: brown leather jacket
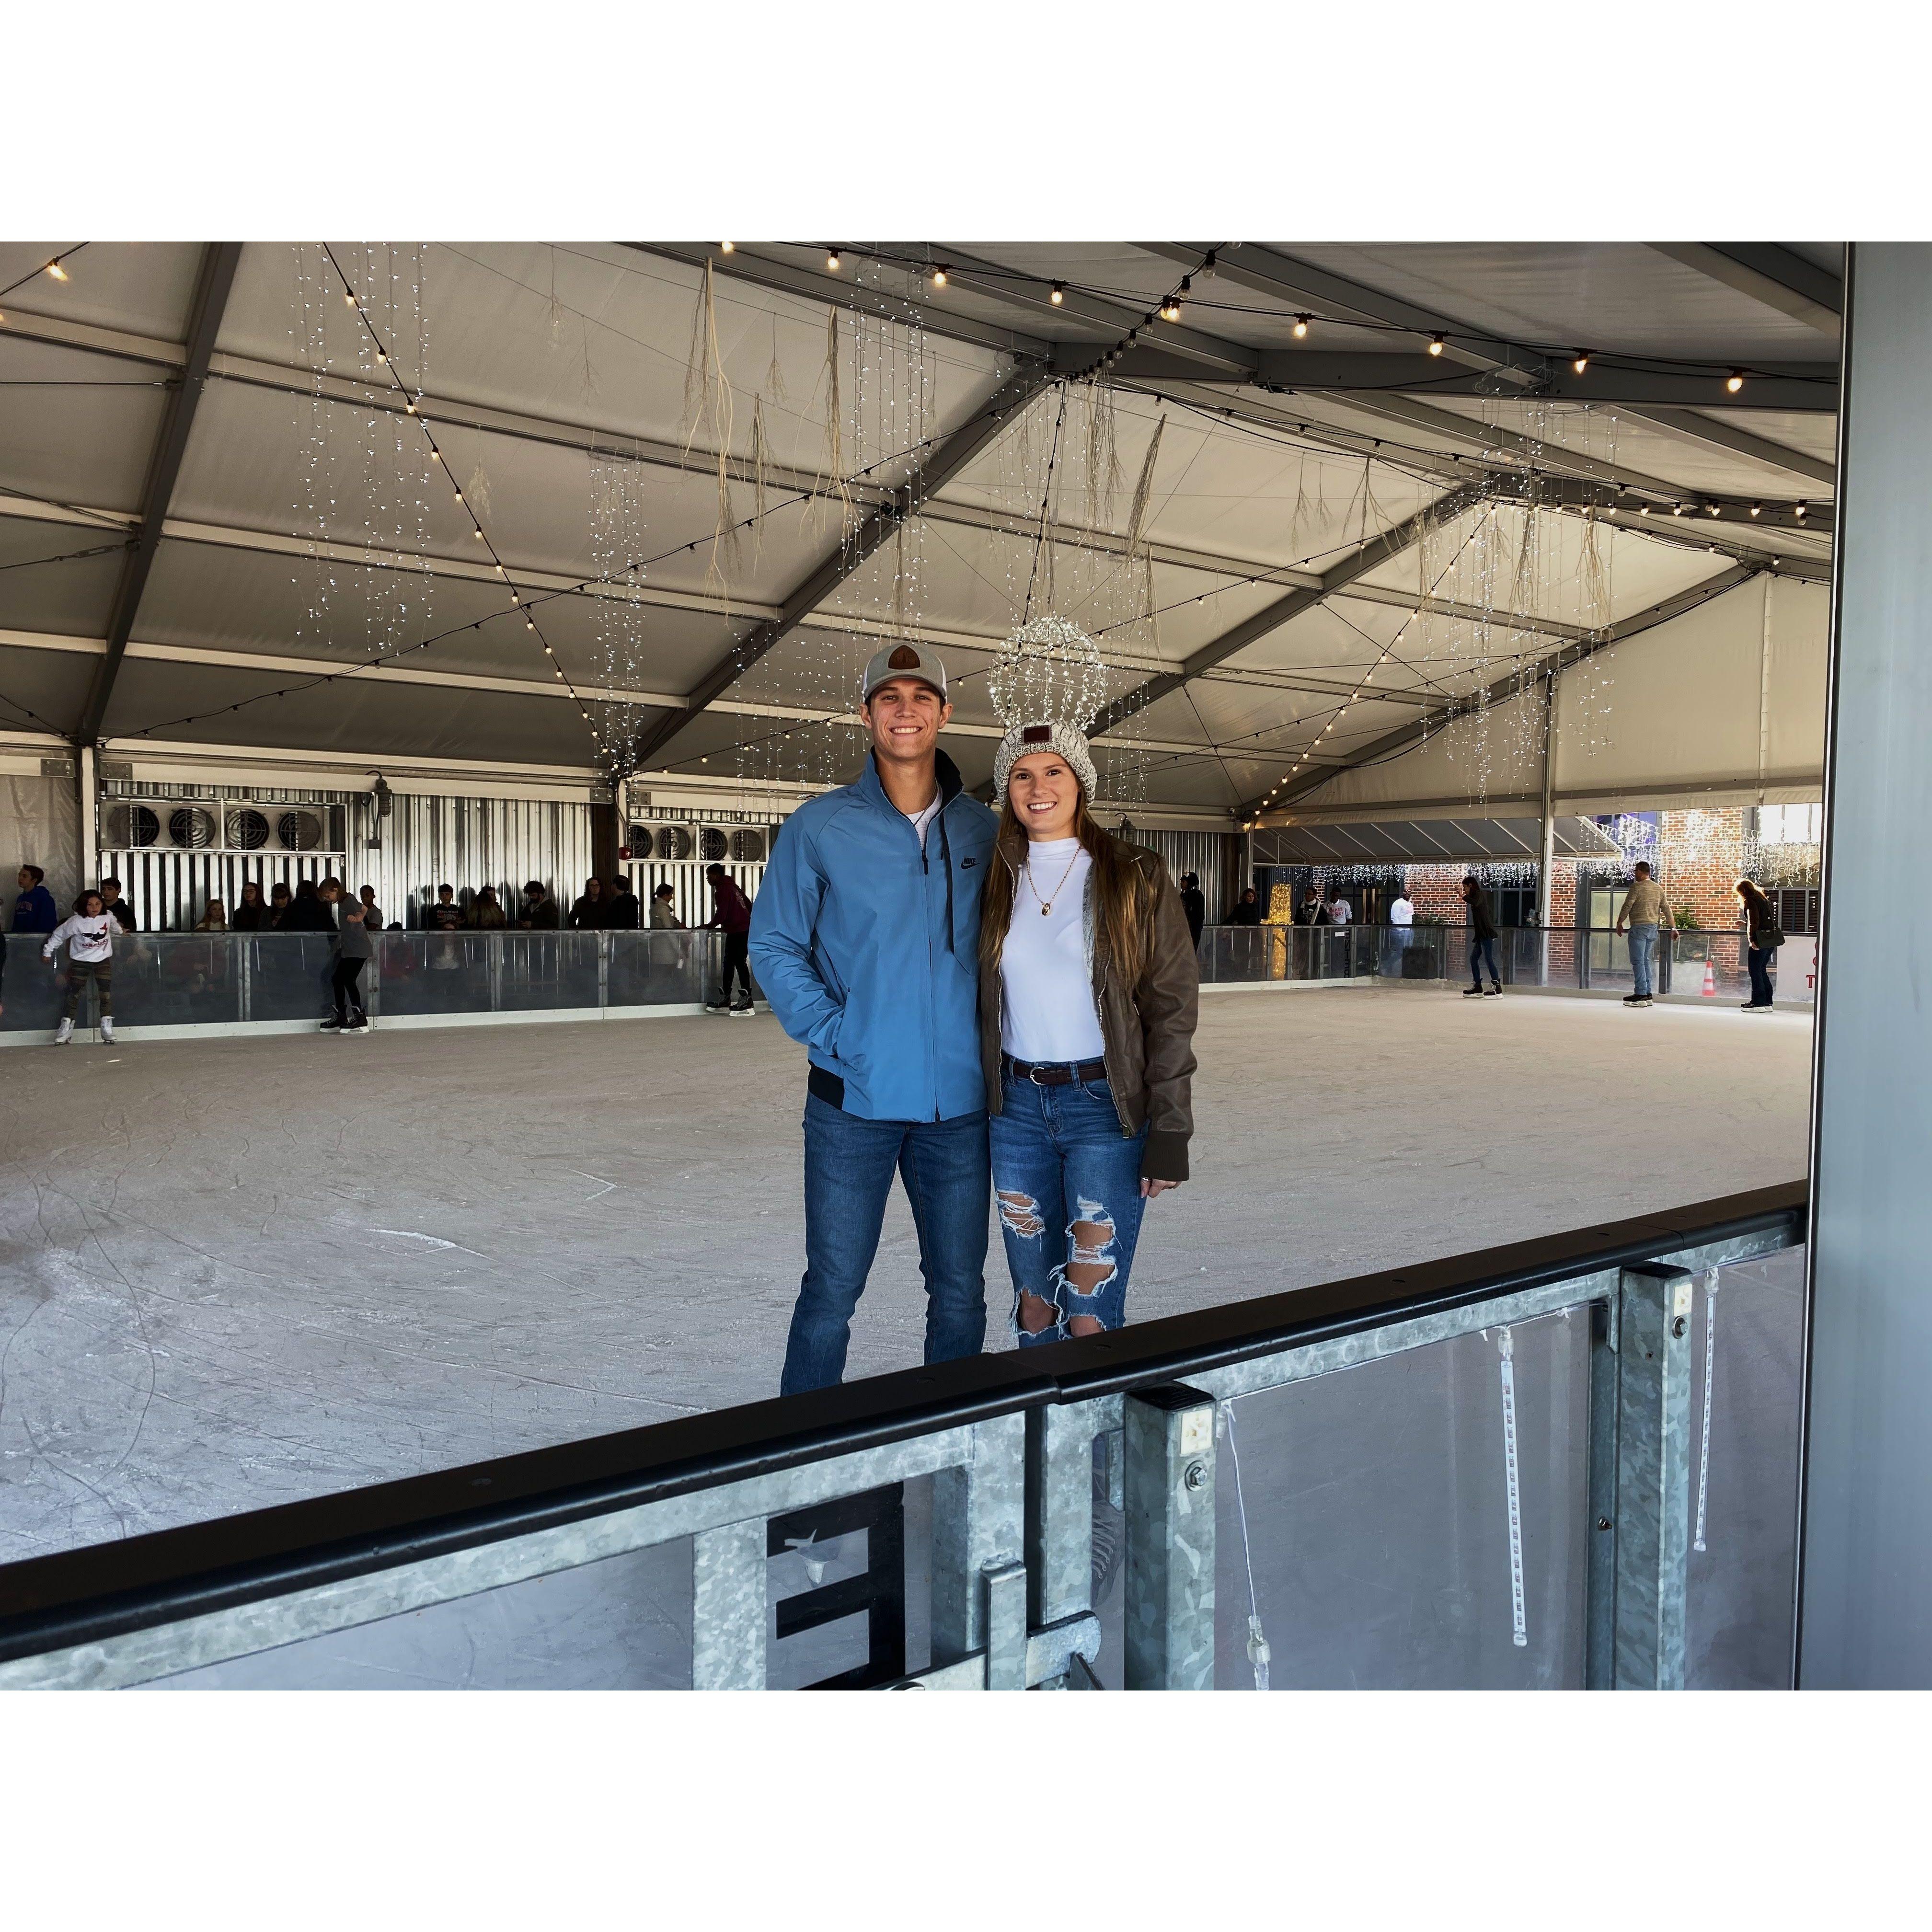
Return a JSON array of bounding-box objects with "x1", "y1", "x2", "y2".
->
[{"x1": 979, "y1": 826, "x2": 1200, "y2": 1182}]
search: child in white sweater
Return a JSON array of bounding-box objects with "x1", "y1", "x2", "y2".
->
[{"x1": 44, "y1": 890, "x2": 117, "y2": 1043}]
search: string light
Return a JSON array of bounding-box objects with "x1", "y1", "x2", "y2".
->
[
  {"x1": 1672, "y1": 503, "x2": 1685, "y2": 517},
  {"x1": 1050, "y1": 282, "x2": 1065, "y2": 305},
  {"x1": 1726, "y1": 370, "x2": 1745, "y2": 393},
  {"x1": 1795, "y1": 501, "x2": 1808, "y2": 520},
  {"x1": 1749, "y1": 503, "x2": 1762, "y2": 518},
  {"x1": 1428, "y1": 334, "x2": 1445, "y2": 356},
  {"x1": 826, "y1": 251, "x2": 841, "y2": 272},
  {"x1": 1572, "y1": 351, "x2": 1589, "y2": 374},
  {"x1": 1293, "y1": 315, "x2": 1311, "y2": 338},
  {"x1": 931, "y1": 264, "x2": 950, "y2": 288},
  {"x1": 1159, "y1": 298, "x2": 1181, "y2": 322},
  {"x1": 344, "y1": 291, "x2": 356, "y2": 308},
  {"x1": 719, "y1": 242, "x2": 735, "y2": 253},
  {"x1": 46, "y1": 263, "x2": 69, "y2": 283},
  {"x1": 1707, "y1": 502, "x2": 1722, "y2": 517}
]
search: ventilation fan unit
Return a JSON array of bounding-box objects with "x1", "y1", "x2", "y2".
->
[
  {"x1": 105, "y1": 804, "x2": 161, "y2": 848},
  {"x1": 698, "y1": 826, "x2": 730, "y2": 863},
  {"x1": 729, "y1": 828, "x2": 767, "y2": 863},
  {"x1": 655, "y1": 825, "x2": 694, "y2": 862},
  {"x1": 278, "y1": 809, "x2": 325, "y2": 852},
  {"x1": 226, "y1": 808, "x2": 271, "y2": 850},
  {"x1": 169, "y1": 806, "x2": 217, "y2": 849}
]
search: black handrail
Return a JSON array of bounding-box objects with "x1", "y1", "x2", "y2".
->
[{"x1": 0, "y1": 1179, "x2": 1806, "y2": 1664}]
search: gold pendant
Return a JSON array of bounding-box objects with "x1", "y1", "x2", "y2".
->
[{"x1": 1040, "y1": 903, "x2": 1052, "y2": 915}]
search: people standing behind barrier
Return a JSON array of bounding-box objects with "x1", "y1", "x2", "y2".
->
[
  {"x1": 12, "y1": 865, "x2": 56, "y2": 934},
  {"x1": 278, "y1": 878, "x2": 335, "y2": 933},
  {"x1": 231, "y1": 881, "x2": 269, "y2": 931},
  {"x1": 1328, "y1": 891, "x2": 1352, "y2": 925},
  {"x1": 99, "y1": 876, "x2": 137, "y2": 932},
  {"x1": 1385, "y1": 886, "x2": 1415, "y2": 977},
  {"x1": 358, "y1": 885, "x2": 383, "y2": 931},
  {"x1": 1179, "y1": 871, "x2": 1206, "y2": 951},
  {"x1": 1229, "y1": 887, "x2": 1263, "y2": 926},
  {"x1": 1737, "y1": 878, "x2": 1781, "y2": 1012},
  {"x1": 1613, "y1": 861, "x2": 1671, "y2": 1010},
  {"x1": 1293, "y1": 886, "x2": 1321, "y2": 926},
  {"x1": 428, "y1": 884, "x2": 465, "y2": 934},
  {"x1": 750, "y1": 642, "x2": 996, "y2": 1395},
  {"x1": 323, "y1": 898, "x2": 372, "y2": 1033},
  {"x1": 194, "y1": 899, "x2": 227, "y2": 932},
  {"x1": 43, "y1": 889, "x2": 117, "y2": 1044},
  {"x1": 703, "y1": 863, "x2": 755, "y2": 1015},
  {"x1": 567, "y1": 878, "x2": 605, "y2": 929},
  {"x1": 605, "y1": 876, "x2": 641, "y2": 930},
  {"x1": 649, "y1": 884, "x2": 684, "y2": 930},
  {"x1": 520, "y1": 881, "x2": 561, "y2": 931},
  {"x1": 267, "y1": 881, "x2": 293, "y2": 929},
  {"x1": 980, "y1": 722, "x2": 1198, "y2": 1350},
  {"x1": 1463, "y1": 875, "x2": 1502, "y2": 998},
  {"x1": 468, "y1": 886, "x2": 508, "y2": 930}
]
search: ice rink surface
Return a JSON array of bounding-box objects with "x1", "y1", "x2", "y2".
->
[{"x1": 0, "y1": 986, "x2": 1812, "y2": 1564}]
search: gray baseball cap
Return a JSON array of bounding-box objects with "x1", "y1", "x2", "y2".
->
[{"x1": 861, "y1": 640, "x2": 948, "y2": 704}]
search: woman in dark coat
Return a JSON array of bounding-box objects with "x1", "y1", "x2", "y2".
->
[
  {"x1": 1737, "y1": 878, "x2": 1779, "y2": 1011},
  {"x1": 1462, "y1": 875, "x2": 1501, "y2": 998},
  {"x1": 230, "y1": 880, "x2": 270, "y2": 931}
]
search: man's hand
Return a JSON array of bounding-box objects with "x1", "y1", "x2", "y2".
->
[{"x1": 1140, "y1": 1176, "x2": 1177, "y2": 1199}]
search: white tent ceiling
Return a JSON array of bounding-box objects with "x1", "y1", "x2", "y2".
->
[{"x1": 0, "y1": 238, "x2": 1839, "y2": 822}]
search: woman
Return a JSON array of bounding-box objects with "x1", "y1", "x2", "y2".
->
[
  {"x1": 468, "y1": 885, "x2": 508, "y2": 930},
  {"x1": 1462, "y1": 875, "x2": 1501, "y2": 997},
  {"x1": 231, "y1": 881, "x2": 269, "y2": 931},
  {"x1": 978, "y1": 719, "x2": 1198, "y2": 1346},
  {"x1": 1737, "y1": 878, "x2": 1781, "y2": 1011},
  {"x1": 193, "y1": 897, "x2": 227, "y2": 932},
  {"x1": 649, "y1": 883, "x2": 685, "y2": 930},
  {"x1": 266, "y1": 881, "x2": 292, "y2": 929}
]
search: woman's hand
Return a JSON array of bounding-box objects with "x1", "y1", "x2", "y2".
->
[{"x1": 1140, "y1": 1176, "x2": 1177, "y2": 1199}]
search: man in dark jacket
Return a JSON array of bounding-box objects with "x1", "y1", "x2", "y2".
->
[
  {"x1": 99, "y1": 876, "x2": 138, "y2": 932},
  {"x1": 703, "y1": 864, "x2": 755, "y2": 1014},
  {"x1": 604, "y1": 876, "x2": 641, "y2": 930},
  {"x1": 1463, "y1": 875, "x2": 1502, "y2": 998},
  {"x1": 520, "y1": 881, "x2": 562, "y2": 930},
  {"x1": 12, "y1": 865, "x2": 57, "y2": 933},
  {"x1": 1179, "y1": 872, "x2": 1206, "y2": 951}
]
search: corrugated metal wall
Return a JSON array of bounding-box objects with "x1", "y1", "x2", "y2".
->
[{"x1": 1134, "y1": 829, "x2": 1237, "y2": 921}]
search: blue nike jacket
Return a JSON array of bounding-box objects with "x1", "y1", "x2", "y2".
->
[{"x1": 749, "y1": 749, "x2": 997, "y2": 1122}]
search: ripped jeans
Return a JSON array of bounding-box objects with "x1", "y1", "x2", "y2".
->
[{"x1": 989, "y1": 1068, "x2": 1148, "y2": 1346}]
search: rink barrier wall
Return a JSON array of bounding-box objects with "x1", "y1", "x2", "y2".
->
[{"x1": 0, "y1": 1180, "x2": 1806, "y2": 1691}]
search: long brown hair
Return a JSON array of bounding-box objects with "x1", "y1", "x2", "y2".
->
[{"x1": 980, "y1": 785, "x2": 1154, "y2": 985}]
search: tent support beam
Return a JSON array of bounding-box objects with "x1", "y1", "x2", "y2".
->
[{"x1": 76, "y1": 242, "x2": 241, "y2": 748}]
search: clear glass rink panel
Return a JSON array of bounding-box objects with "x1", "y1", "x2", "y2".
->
[
  {"x1": 1208, "y1": 1309, "x2": 1590, "y2": 1689},
  {"x1": 1684, "y1": 1244, "x2": 1805, "y2": 1690},
  {"x1": 368, "y1": 932, "x2": 496, "y2": 1015},
  {"x1": 146, "y1": 1535, "x2": 697, "y2": 1690},
  {"x1": 494, "y1": 932, "x2": 602, "y2": 1012},
  {"x1": 606, "y1": 932, "x2": 714, "y2": 1009}
]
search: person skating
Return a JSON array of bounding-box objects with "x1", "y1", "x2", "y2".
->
[
  {"x1": 1463, "y1": 875, "x2": 1502, "y2": 996},
  {"x1": 43, "y1": 889, "x2": 118, "y2": 1043},
  {"x1": 703, "y1": 863, "x2": 756, "y2": 1014},
  {"x1": 750, "y1": 642, "x2": 998, "y2": 1394},
  {"x1": 322, "y1": 898, "x2": 373, "y2": 1033},
  {"x1": 1736, "y1": 877, "x2": 1782, "y2": 1011},
  {"x1": 1614, "y1": 861, "x2": 1671, "y2": 1008},
  {"x1": 979, "y1": 720, "x2": 1198, "y2": 1349}
]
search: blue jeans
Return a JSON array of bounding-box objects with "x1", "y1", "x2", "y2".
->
[
  {"x1": 989, "y1": 1070, "x2": 1149, "y2": 1346},
  {"x1": 1468, "y1": 935, "x2": 1499, "y2": 987},
  {"x1": 779, "y1": 1093, "x2": 989, "y2": 1395},
  {"x1": 1627, "y1": 922, "x2": 1658, "y2": 997}
]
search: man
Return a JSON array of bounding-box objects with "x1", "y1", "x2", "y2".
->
[
  {"x1": 1385, "y1": 883, "x2": 1415, "y2": 977},
  {"x1": 1614, "y1": 860, "x2": 1672, "y2": 1009},
  {"x1": 605, "y1": 875, "x2": 641, "y2": 931},
  {"x1": 98, "y1": 875, "x2": 137, "y2": 932},
  {"x1": 702, "y1": 863, "x2": 755, "y2": 1015},
  {"x1": 520, "y1": 881, "x2": 561, "y2": 931},
  {"x1": 1327, "y1": 890, "x2": 1352, "y2": 925},
  {"x1": 1179, "y1": 871, "x2": 1206, "y2": 952},
  {"x1": 567, "y1": 877, "x2": 604, "y2": 930},
  {"x1": 12, "y1": 865, "x2": 56, "y2": 933},
  {"x1": 750, "y1": 642, "x2": 997, "y2": 1395},
  {"x1": 1293, "y1": 885, "x2": 1322, "y2": 926},
  {"x1": 428, "y1": 884, "x2": 465, "y2": 934}
]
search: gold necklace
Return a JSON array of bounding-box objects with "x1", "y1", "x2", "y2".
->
[{"x1": 1022, "y1": 841, "x2": 1083, "y2": 917}]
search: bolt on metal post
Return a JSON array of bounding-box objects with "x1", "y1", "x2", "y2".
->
[{"x1": 1123, "y1": 1383, "x2": 1217, "y2": 1690}]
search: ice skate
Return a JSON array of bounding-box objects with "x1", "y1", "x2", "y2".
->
[
  {"x1": 54, "y1": 1017, "x2": 73, "y2": 1045},
  {"x1": 98, "y1": 1016, "x2": 115, "y2": 1044},
  {"x1": 1463, "y1": 985, "x2": 1484, "y2": 998}
]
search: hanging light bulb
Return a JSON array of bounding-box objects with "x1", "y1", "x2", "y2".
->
[
  {"x1": 932, "y1": 264, "x2": 950, "y2": 288},
  {"x1": 46, "y1": 262, "x2": 69, "y2": 282},
  {"x1": 1726, "y1": 370, "x2": 1745, "y2": 393},
  {"x1": 1707, "y1": 502, "x2": 1722, "y2": 517},
  {"x1": 431, "y1": 450, "x2": 442, "y2": 462},
  {"x1": 719, "y1": 241, "x2": 735, "y2": 253},
  {"x1": 1159, "y1": 298, "x2": 1180, "y2": 322},
  {"x1": 1672, "y1": 503, "x2": 1685, "y2": 517},
  {"x1": 1795, "y1": 501, "x2": 1808, "y2": 520},
  {"x1": 826, "y1": 251, "x2": 841, "y2": 272},
  {"x1": 473, "y1": 528, "x2": 485, "y2": 539},
  {"x1": 1050, "y1": 281, "x2": 1065, "y2": 305},
  {"x1": 1293, "y1": 315, "x2": 1311, "y2": 338},
  {"x1": 344, "y1": 291, "x2": 356, "y2": 308},
  {"x1": 1572, "y1": 351, "x2": 1589, "y2": 374},
  {"x1": 1749, "y1": 503, "x2": 1762, "y2": 518},
  {"x1": 1428, "y1": 334, "x2": 1445, "y2": 356}
]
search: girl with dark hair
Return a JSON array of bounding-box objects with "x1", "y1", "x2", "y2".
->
[
  {"x1": 1462, "y1": 876, "x2": 1501, "y2": 997},
  {"x1": 43, "y1": 889, "x2": 116, "y2": 1044},
  {"x1": 978, "y1": 720, "x2": 1199, "y2": 1346},
  {"x1": 1736, "y1": 879, "x2": 1781, "y2": 1011}
]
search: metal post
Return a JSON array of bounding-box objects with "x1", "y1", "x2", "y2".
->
[
  {"x1": 1539, "y1": 671, "x2": 1559, "y2": 986},
  {"x1": 1602, "y1": 1264, "x2": 1696, "y2": 1689},
  {"x1": 931, "y1": 1411, "x2": 1025, "y2": 1665},
  {"x1": 1584, "y1": 1293, "x2": 1620, "y2": 1688},
  {"x1": 75, "y1": 743, "x2": 98, "y2": 894},
  {"x1": 597, "y1": 929, "x2": 609, "y2": 1012},
  {"x1": 692, "y1": 1518, "x2": 767, "y2": 1690},
  {"x1": 1026, "y1": 1406, "x2": 1095, "y2": 1630},
  {"x1": 1123, "y1": 1383, "x2": 1217, "y2": 1690}
]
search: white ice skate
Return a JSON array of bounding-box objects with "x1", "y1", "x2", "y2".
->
[
  {"x1": 99, "y1": 1016, "x2": 115, "y2": 1044},
  {"x1": 54, "y1": 1017, "x2": 74, "y2": 1045}
]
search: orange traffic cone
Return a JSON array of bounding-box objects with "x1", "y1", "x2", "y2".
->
[{"x1": 1702, "y1": 958, "x2": 1716, "y2": 998}]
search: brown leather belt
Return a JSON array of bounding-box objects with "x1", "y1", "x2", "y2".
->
[{"x1": 1003, "y1": 1053, "x2": 1108, "y2": 1086}]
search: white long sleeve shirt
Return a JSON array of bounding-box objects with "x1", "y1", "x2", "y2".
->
[
  {"x1": 999, "y1": 840, "x2": 1106, "y2": 1064},
  {"x1": 45, "y1": 912, "x2": 116, "y2": 965}
]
